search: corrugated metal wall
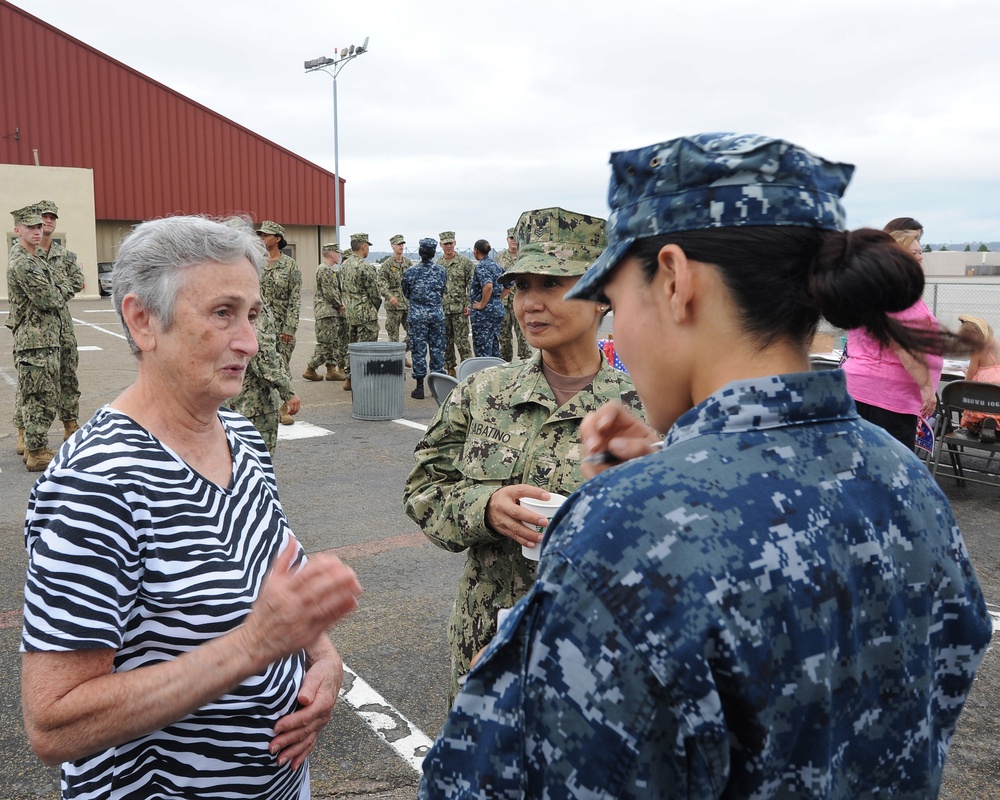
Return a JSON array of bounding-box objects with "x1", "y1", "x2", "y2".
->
[{"x1": 0, "y1": 1, "x2": 342, "y2": 226}]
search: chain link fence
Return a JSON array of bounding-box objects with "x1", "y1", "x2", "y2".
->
[{"x1": 920, "y1": 281, "x2": 1000, "y2": 331}]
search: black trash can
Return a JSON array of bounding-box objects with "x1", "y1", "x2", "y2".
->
[{"x1": 348, "y1": 342, "x2": 406, "y2": 420}]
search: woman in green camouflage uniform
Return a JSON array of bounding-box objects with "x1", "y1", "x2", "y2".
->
[
  {"x1": 403, "y1": 207, "x2": 644, "y2": 702},
  {"x1": 228, "y1": 304, "x2": 299, "y2": 454}
]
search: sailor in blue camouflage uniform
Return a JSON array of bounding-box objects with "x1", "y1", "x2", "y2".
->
[
  {"x1": 419, "y1": 133, "x2": 992, "y2": 799},
  {"x1": 469, "y1": 238, "x2": 505, "y2": 358},
  {"x1": 402, "y1": 238, "x2": 447, "y2": 399}
]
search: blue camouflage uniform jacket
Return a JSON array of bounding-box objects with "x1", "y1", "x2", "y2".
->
[
  {"x1": 402, "y1": 260, "x2": 446, "y2": 322},
  {"x1": 419, "y1": 369, "x2": 991, "y2": 800},
  {"x1": 469, "y1": 256, "x2": 505, "y2": 318}
]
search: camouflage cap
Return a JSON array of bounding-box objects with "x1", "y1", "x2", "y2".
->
[
  {"x1": 322, "y1": 242, "x2": 340, "y2": 253},
  {"x1": 500, "y1": 207, "x2": 607, "y2": 283},
  {"x1": 506, "y1": 227, "x2": 516, "y2": 238},
  {"x1": 350, "y1": 232, "x2": 371, "y2": 244},
  {"x1": 33, "y1": 200, "x2": 59, "y2": 218},
  {"x1": 439, "y1": 231, "x2": 456, "y2": 244},
  {"x1": 255, "y1": 220, "x2": 285, "y2": 237},
  {"x1": 11, "y1": 206, "x2": 42, "y2": 226},
  {"x1": 565, "y1": 133, "x2": 856, "y2": 301},
  {"x1": 419, "y1": 237, "x2": 438, "y2": 250},
  {"x1": 390, "y1": 234, "x2": 405, "y2": 245}
]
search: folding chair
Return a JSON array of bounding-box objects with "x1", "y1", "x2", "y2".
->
[
  {"x1": 427, "y1": 372, "x2": 459, "y2": 406},
  {"x1": 931, "y1": 380, "x2": 1000, "y2": 488},
  {"x1": 456, "y1": 357, "x2": 505, "y2": 381}
]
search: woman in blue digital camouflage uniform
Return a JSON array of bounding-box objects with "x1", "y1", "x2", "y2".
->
[
  {"x1": 419, "y1": 134, "x2": 991, "y2": 799},
  {"x1": 468, "y1": 238, "x2": 505, "y2": 357}
]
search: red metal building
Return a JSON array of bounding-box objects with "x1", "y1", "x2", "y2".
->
[{"x1": 0, "y1": 0, "x2": 341, "y2": 228}]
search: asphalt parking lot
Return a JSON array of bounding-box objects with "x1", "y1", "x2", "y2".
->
[{"x1": 0, "y1": 294, "x2": 996, "y2": 798}]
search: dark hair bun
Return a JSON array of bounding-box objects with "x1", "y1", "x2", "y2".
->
[{"x1": 810, "y1": 228, "x2": 924, "y2": 343}]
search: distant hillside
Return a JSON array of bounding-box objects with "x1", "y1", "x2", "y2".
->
[{"x1": 369, "y1": 248, "x2": 475, "y2": 262}]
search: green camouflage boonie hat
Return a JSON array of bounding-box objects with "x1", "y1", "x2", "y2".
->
[
  {"x1": 390, "y1": 234, "x2": 405, "y2": 245},
  {"x1": 566, "y1": 132, "x2": 855, "y2": 301},
  {"x1": 322, "y1": 242, "x2": 340, "y2": 253},
  {"x1": 255, "y1": 220, "x2": 284, "y2": 237},
  {"x1": 255, "y1": 220, "x2": 287, "y2": 249},
  {"x1": 34, "y1": 200, "x2": 59, "y2": 217},
  {"x1": 11, "y1": 206, "x2": 42, "y2": 226},
  {"x1": 501, "y1": 207, "x2": 607, "y2": 283},
  {"x1": 350, "y1": 232, "x2": 371, "y2": 244},
  {"x1": 439, "y1": 231, "x2": 456, "y2": 244}
]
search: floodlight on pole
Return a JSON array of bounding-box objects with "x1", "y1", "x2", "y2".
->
[{"x1": 304, "y1": 37, "x2": 370, "y2": 249}]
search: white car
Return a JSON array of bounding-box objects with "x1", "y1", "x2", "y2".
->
[{"x1": 98, "y1": 262, "x2": 114, "y2": 297}]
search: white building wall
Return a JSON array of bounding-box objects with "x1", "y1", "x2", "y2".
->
[
  {"x1": 922, "y1": 251, "x2": 1000, "y2": 277},
  {"x1": 1, "y1": 164, "x2": 100, "y2": 300}
]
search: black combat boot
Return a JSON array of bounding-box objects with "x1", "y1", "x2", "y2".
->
[{"x1": 411, "y1": 377, "x2": 425, "y2": 399}]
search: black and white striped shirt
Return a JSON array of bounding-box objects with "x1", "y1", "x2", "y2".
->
[{"x1": 22, "y1": 407, "x2": 308, "y2": 799}]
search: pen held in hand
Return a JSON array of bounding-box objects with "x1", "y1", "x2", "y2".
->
[{"x1": 582, "y1": 439, "x2": 664, "y2": 467}]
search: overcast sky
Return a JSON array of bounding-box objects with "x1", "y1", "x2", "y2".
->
[{"x1": 11, "y1": 0, "x2": 1000, "y2": 248}]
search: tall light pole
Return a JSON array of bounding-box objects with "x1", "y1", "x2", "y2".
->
[{"x1": 305, "y1": 37, "x2": 369, "y2": 249}]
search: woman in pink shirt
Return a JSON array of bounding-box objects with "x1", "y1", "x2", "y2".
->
[{"x1": 843, "y1": 223, "x2": 942, "y2": 450}]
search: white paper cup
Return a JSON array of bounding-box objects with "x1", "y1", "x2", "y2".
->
[{"x1": 518, "y1": 493, "x2": 568, "y2": 561}]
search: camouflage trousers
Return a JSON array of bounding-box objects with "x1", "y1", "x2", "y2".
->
[
  {"x1": 332, "y1": 316, "x2": 349, "y2": 368},
  {"x1": 446, "y1": 546, "x2": 537, "y2": 705},
  {"x1": 443, "y1": 311, "x2": 472, "y2": 371},
  {"x1": 408, "y1": 316, "x2": 445, "y2": 378},
  {"x1": 499, "y1": 293, "x2": 531, "y2": 361},
  {"x1": 15, "y1": 346, "x2": 60, "y2": 450},
  {"x1": 471, "y1": 309, "x2": 503, "y2": 358},
  {"x1": 13, "y1": 335, "x2": 80, "y2": 428},
  {"x1": 245, "y1": 409, "x2": 279, "y2": 456},
  {"x1": 307, "y1": 317, "x2": 342, "y2": 371},
  {"x1": 385, "y1": 308, "x2": 408, "y2": 348},
  {"x1": 59, "y1": 333, "x2": 80, "y2": 420},
  {"x1": 276, "y1": 334, "x2": 296, "y2": 373},
  {"x1": 344, "y1": 320, "x2": 379, "y2": 378},
  {"x1": 229, "y1": 383, "x2": 279, "y2": 454}
]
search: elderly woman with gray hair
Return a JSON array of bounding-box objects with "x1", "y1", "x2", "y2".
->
[{"x1": 20, "y1": 216, "x2": 362, "y2": 799}]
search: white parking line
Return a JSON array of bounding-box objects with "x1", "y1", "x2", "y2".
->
[
  {"x1": 340, "y1": 662, "x2": 433, "y2": 772},
  {"x1": 276, "y1": 421, "x2": 332, "y2": 441},
  {"x1": 0, "y1": 364, "x2": 16, "y2": 388},
  {"x1": 393, "y1": 418, "x2": 428, "y2": 432},
  {"x1": 72, "y1": 317, "x2": 128, "y2": 340}
]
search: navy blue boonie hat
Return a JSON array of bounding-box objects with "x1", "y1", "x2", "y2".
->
[{"x1": 566, "y1": 133, "x2": 856, "y2": 301}]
